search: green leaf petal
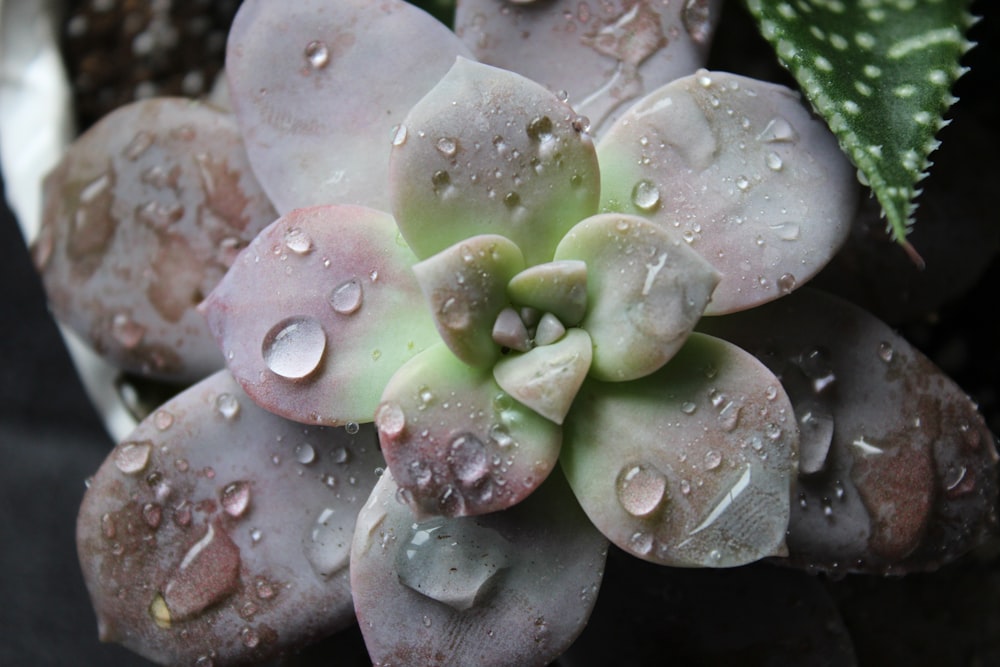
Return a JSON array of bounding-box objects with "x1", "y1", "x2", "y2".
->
[
  {"x1": 562, "y1": 333, "x2": 797, "y2": 568},
  {"x1": 745, "y1": 0, "x2": 975, "y2": 252},
  {"x1": 554, "y1": 213, "x2": 720, "y2": 381},
  {"x1": 412, "y1": 235, "x2": 525, "y2": 368},
  {"x1": 375, "y1": 343, "x2": 562, "y2": 517},
  {"x1": 200, "y1": 205, "x2": 438, "y2": 425},
  {"x1": 389, "y1": 58, "x2": 601, "y2": 265}
]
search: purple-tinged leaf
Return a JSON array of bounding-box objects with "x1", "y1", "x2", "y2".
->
[
  {"x1": 376, "y1": 343, "x2": 561, "y2": 518},
  {"x1": 554, "y1": 213, "x2": 720, "y2": 381},
  {"x1": 351, "y1": 468, "x2": 607, "y2": 667},
  {"x1": 562, "y1": 333, "x2": 797, "y2": 567},
  {"x1": 699, "y1": 289, "x2": 999, "y2": 574},
  {"x1": 225, "y1": 0, "x2": 472, "y2": 213},
  {"x1": 33, "y1": 98, "x2": 277, "y2": 381},
  {"x1": 455, "y1": 0, "x2": 723, "y2": 136},
  {"x1": 200, "y1": 205, "x2": 438, "y2": 426},
  {"x1": 389, "y1": 58, "x2": 600, "y2": 265},
  {"x1": 413, "y1": 235, "x2": 525, "y2": 368},
  {"x1": 77, "y1": 371, "x2": 384, "y2": 666},
  {"x1": 598, "y1": 70, "x2": 858, "y2": 314}
]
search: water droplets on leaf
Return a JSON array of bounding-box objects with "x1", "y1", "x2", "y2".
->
[
  {"x1": 114, "y1": 440, "x2": 152, "y2": 474},
  {"x1": 215, "y1": 393, "x2": 240, "y2": 419},
  {"x1": 449, "y1": 433, "x2": 490, "y2": 483},
  {"x1": 305, "y1": 507, "x2": 351, "y2": 578},
  {"x1": 616, "y1": 463, "x2": 668, "y2": 518},
  {"x1": 220, "y1": 481, "x2": 251, "y2": 518},
  {"x1": 304, "y1": 40, "x2": 330, "y2": 69},
  {"x1": 329, "y1": 278, "x2": 363, "y2": 315},
  {"x1": 261, "y1": 316, "x2": 327, "y2": 380},
  {"x1": 284, "y1": 227, "x2": 313, "y2": 255},
  {"x1": 631, "y1": 179, "x2": 661, "y2": 212},
  {"x1": 395, "y1": 517, "x2": 511, "y2": 611}
]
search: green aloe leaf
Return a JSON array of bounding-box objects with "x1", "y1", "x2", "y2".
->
[{"x1": 746, "y1": 0, "x2": 975, "y2": 259}]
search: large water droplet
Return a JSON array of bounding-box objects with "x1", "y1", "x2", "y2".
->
[
  {"x1": 304, "y1": 40, "x2": 330, "y2": 69},
  {"x1": 115, "y1": 440, "x2": 152, "y2": 474},
  {"x1": 284, "y1": 227, "x2": 313, "y2": 255},
  {"x1": 777, "y1": 273, "x2": 797, "y2": 294},
  {"x1": 616, "y1": 463, "x2": 668, "y2": 517},
  {"x1": 262, "y1": 316, "x2": 326, "y2": 380},
  {"x1": 375, "y1": 402, "x2": 406, "y2": 440},
  {"x1": 221, "y1": 481, "x2": 251, "y2": 518},
  {"x1": 162, "y1": 522, "x2": 241, "y2": 621},
  {"x1": 329, "y1": 278, "x2": 363, "y2": 314},
  {"x1": 797, "y1": 402, "x2": 835, "y2": 475},
  {"x1": 758, "y1": 117, "x2": 798, "y2": 143},
  {"x1": 628, "y1": 531, "x2": 654, "y2": 555},
  {"x1": 396, "y1": 516, "x2": 511, "y2": 611},
  {"x1": 631, "y1": 179, "x2": 661, "y2": 212},
  {"x1": 304, "y1": 507, "x2": 351, "y2": 578},
  {"x1": 765, "y1": 151, "x2": 784, "y2": 171},
  {"x1": 526, "y1": 115, "x2": 554, "y2": 143},
  {"x1": 449, "y1": 433, "x2": 490, "y2": 484},
  {"x1": 215, "y1": 393, "x2": 240, "y2": 420},
  {"x1": 435, "y1": 137, "x2": 458, "y2": 158}
]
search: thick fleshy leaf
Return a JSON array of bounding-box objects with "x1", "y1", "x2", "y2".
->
[
  {"x1": 562, "y1": 333, "x2": 797, "y2": 567},
  {"x1": 698, "y1": 289, "x2": 999, "y2": 574},
  {"x1": 351, "y1": 468, "x2": 607, "y2": 667},
  {"x1": 598, "y1": 70, "x2": 858, "y2": 314},
  {"x1": 493, "y1": 328, "x2": 593, "y2": 425},
  {"x1": 33, "y1": 98, "x2": 277, "y2": 381},
  {"x1": 412, "y1": 235, "x2": 525, "y2": 368},
  {"x1": 455, "y1": 0, "x2": 724, "y2": 136},
  {"x1": 507, "y1": 260, "x2": 588, "y2": 326},
  {"x1": 225, "y1": 0, "x2": 472, "y2": 213},
  {"x1": 746, "y1": 0, "x2": 975, "y2": 250},
  {"x1": 389, "y1": 58, "x2": 600, "y2": 265},
  {"x1": 200, "y1": 205, "x2": 439, "y2": 426},
  {"x1": 77, "y1": 371, "x2": 383, "y2": 666},
  {"x1": 554, "y1": 213, "x2": 720, "y2": 381},
  {"x1": 376, "y1": 343, "x2": 562, "y2": 517}
]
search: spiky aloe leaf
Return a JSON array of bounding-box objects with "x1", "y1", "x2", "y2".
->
[{"x1": 746, "y1": 0, "x2": 975, "y2": 259}]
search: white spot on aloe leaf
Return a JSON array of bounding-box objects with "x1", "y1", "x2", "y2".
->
[
  {"x1": 597, "y1": 70, "x2": 857, "y2": 314},
  {"x1": 555, "y1": 214, "x2": 719, "y2": 381},
  {"x1": 562, "y1": 333, "x2": 796, "y2": 567},
  {"x1": 493, "y1": 329, "x2": 593, "y2": 425},
  {"x1": 389, "y1": 58, "x2": 600, "y2": 265}
]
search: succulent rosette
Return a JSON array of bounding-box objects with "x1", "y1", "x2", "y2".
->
[{"x1": 33, "y1": 1, "x2": 995, "y2": 666}]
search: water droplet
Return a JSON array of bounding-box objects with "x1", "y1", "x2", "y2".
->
[
  {"x1": 215, "y1": 393, "x2": 240, "y2": 420},
  {"x1": 704, "y1": 450, "x2": 722, "y2": 470},
  {"x1": 345, "y1": 422, "x2": 360, "y2": 435},
  {"x1": 295, "y1": 442, "x2": 316, "y2": 466},
  {"x1": 396, "y1": 517, "x2": 511, "y2": 611},
  {"x1": 758, "y1": 116, "x2": 798, "y2": 143},
  {"x1": 526, "y1": 115, "x2": 554, "y2": 143},
  {"x1": 255, "y1": 577, "x2": 275, "y2": 600},
  {"x1": 375, "y1": 402, "x2": 406, "y2": 440},
  {"x1": 115, "y1": 440, "x2": 152, "y2": 474},
  {"x1": 435, "y1": 137, "x2": 458, "y2": 157},
  {"x1": 329, "y1": 278, "x2": 363, "y2": 315},
  {"x1": 631, "y1": 179, "x2": 661, "y2": 212},
  {"x1": 681, "y1": 401, "x2": 698, "y2": 415},
  {"x1": 798, "y1": 347, "x2": 836, "y2": 392},
  {"x1": 304, "y1": 40, "x2": 330, "y2": 69},
  {"x1": 877, "y1": 341, "x2": 894, "y2": 362},
  {"x1": 391, "y1": 124, "x2": 408, "y2": 146},
  {"x1": 250, "y1": 528, "x2": 262, "y2": 544},
  {"x1": 628, "y1": 531, "x2": 654, "y2": 555},
  {"x1": 162, "y1": 522, "x2": 241, "y2": 621},
  {"x1": 680, "y1": 479, "x2": 692, "y2": 495},
  {"x1": 449, "y1": 433, "x2": 489, "y2": 483},
  {"x1": 221, "y1": 481, "x2": 251, "y2": 518},
  {"x1": 572, "y1": 115, "x2": 591, "y2": 133},
  {"x1": 331, "y1": 445, "x2": 349, "y2": 464},
  {"x1": 503, "y1": 191, "x2": 521, "y2": 209},
  {"x1": 797, "y1": 402, "x2": 834, "y2": 475},
  {"x1": 616, "y1": 463, "x2": 668, "y2": 517},
  {"x1": 735, "y1": 175, "x2": 750, "y2": 191},
  {"x1": 769, "y1": 221, "x2": 801, "y2": 241},
  {"x1": 718, "y1": 401, "x2": 742, "y2": 432},
  {"x1": 284, "y1": 227, "x2": 313, "y2": 254},
  {"x1": 240, "y1": 627, "x2": 260, "y2": 648},
  {"x1": 262, "y1": 317, "x2": 326, "y2": 380},
  {"x1": 305, "y1": 507, "x2": 351, "y2": 578},
  {"x1": 777, "y1": 273, "x2": 797, "y2": 294},
  {"x1": 431, "y1": 169, "x2": 451, "y2": 195},
  {"x1": 154, "y1": 410, "x2": 174, "y2": 431}
]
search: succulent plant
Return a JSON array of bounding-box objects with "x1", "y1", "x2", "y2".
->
[{"x1": 24, "y1": 0, "x2": 997, "y2": 665}]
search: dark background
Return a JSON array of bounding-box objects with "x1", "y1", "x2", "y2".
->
[{"x1": 1, "y1": 0, "x2": 997, "y2": 665}]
